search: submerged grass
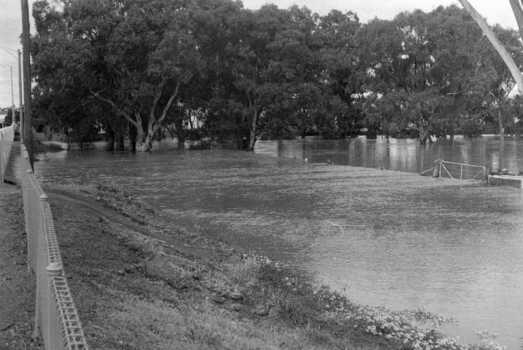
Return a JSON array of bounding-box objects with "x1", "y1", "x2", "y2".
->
[{"x1": 48, "y1": 182, "x2": 505, "y2": 350}]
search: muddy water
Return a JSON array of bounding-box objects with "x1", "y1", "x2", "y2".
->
[
  {"x1": 36, "y1": 137, "x2": 523, "y2": 349},
  {"x1": 256, "y1": 135, "x2": 523, "y2": 175}
]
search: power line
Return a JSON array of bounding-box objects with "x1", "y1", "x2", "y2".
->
[
  {"x1": 0, "y1": 47, "x2": 18, "y2": 59},
  {"x1": 0, "y1": 64, "x2": 15, "y2": 106}
]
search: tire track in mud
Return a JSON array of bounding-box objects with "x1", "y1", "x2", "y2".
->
[{"x1": 45, "y1": 187, "x2": 234, "y2": 268}]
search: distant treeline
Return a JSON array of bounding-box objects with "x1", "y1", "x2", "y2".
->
[{"x1": 31, "y1": 0, "x2": 523, "y2": 151}]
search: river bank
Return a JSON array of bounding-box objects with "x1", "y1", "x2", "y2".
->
[{"x1": 44, "y1": 179, "x2": 502, "y2": 350}]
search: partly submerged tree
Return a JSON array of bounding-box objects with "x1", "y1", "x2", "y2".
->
[
  {"x1": 357, "y1": 6, "x2": 487, "y2": 142},
  {"x1": 89, "y1": 0, "x2": 205, "y2": 151},
  {"x1": 32, "y1": 0, "x2": 205, "y2": 151},
  {"x1": 32, "y1": 0, "x2": 523, "y2": 151}
]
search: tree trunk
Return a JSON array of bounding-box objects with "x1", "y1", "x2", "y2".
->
[
  {"x1": 418, "y1": 126, "x2": 429, "y2": 145},
  {"x1": 499, "y1": 133, "x2": 505, "y2": 172},
  {"x1": 92, "y1": 83, "x2": 180, "y2": 152},
  {"x1": 140, "y1": 133, "x2": 154, "y2": 152},
  {"x1": 135, "y1": 114, "x2": 152, "y2": 152},
  {"x1": 498, "y1": 110, "x2": 505, "y2": 138},
  {"x1": 366, "y1": 125, "x2": 378, "y2": 140},
  {"x1": 106, "y1": 127, "x2": 115, "y2": 152},
  {"x1": 173, "y1": 115, "x2": 186, "y2": 149},
  {"x1": 248, "y1": 110, "x2": 258, "y2": 151},
  {"x1": 116, "y1": 133, "x2": 125, "y2": 152},
  {"x1": 498, "y1": 109, "x2": 505, "y2": 170},
  {"x1": 177, "y1": 132, "x2": 186, "y2": 149},
  {"x1": 129, "y1": 122, "x2": 137, "y2": 153},
  {"x1": 138, "y1": 120, "x2": 156, "y2": 152}
]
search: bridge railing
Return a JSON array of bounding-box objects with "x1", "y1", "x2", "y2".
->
[
  {"x1": 20, "y1": 144, "x2": 89, "y2": 350},
  {"x1": 0, "y1": 125, "x2": 14, "y2": 182}
]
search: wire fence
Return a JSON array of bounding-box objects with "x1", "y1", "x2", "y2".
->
[
  {"x1": 19, "y1": 144, "x2": 89, "y2": 350},
  {"x1": 420, "y1": 159, "x2": 487, "y2": 181},
  {"x1": 0, "y1": 125, "x2": 14, "y2": 182}
]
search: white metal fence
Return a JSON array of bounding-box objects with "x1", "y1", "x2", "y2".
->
[
  {"x1": 0, "y1": 125, "x2": 14, "y2": 182},
  {"x1": 420, "y1": 159, "x2": 487, "y2": 181},
  {"x1": 20, "y1": 144, "x2": 89, "y2": 350}
]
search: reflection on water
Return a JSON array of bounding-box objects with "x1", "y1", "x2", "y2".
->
[
  {"x1": 255, "y1": 135, "x2": 523, "y2": 175},
  {"x1": 35, "y1": 137, "x2": 523, "y2": 349}
]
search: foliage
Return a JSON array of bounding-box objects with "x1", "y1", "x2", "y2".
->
[{"x1": 31, "y1": 1, "x2": 523, "y2": 150}]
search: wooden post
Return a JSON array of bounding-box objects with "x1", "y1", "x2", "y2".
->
[
  {"x1": 10, "y1": 65, "x2": 15, "y2": 125},
  {"x1": 18, "y1": 49, "x2": 23, "y2": 141}
]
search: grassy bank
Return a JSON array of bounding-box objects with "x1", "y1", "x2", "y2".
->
[
  {"x1": 47, "y1": 183, "x2": 503, "y2": 350},
  {"x1": 0, "y1": 185, "x2": 41, "y2": 350}
]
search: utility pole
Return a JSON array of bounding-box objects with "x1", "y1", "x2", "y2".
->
[
  {"x1": 18, "y1": 49, "x2": 23, "y2": 140},
  {"x1": 21, "y1": 0, "x2": 32, "y2": 154},
  {"x1": 9, "y1": 66, "x2": 13, "y2": 107},
  {"x1": 9, "y1": 65, "x2": 14, "y2": 126}
]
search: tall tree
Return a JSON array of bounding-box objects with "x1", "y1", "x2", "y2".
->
[{"x1": 458, "y1": 0, "x2": 523, "y2": 138}]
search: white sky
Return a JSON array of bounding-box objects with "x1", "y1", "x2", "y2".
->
[{"x1": 0, "y1": 0, "x2": 519, "y2": 107}]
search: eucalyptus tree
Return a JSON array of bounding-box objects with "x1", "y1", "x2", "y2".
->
[
  {"x1": 355, "y1": 18, "x2": 407, "y2": 137},
  {"x1": 314, "y1": 10, "x2": 363, "y2": 137},
  {"x1": 422, "y1": 5, "x2": 485, "y2": 140},
  {"x1": 468, "y1": 26, "x2": 523, "y2": 136},
  {"x1": 32, "y1": 0, "x2": 207, "y2": 151},
  {"x1": 231, "y1": 5, "x2": 298, "y2": 149},
  {"x1": 31, "y1": 0, "x2": 523, "y2": 150},
  {"x1": 208, "y1": 4, "x2": 307, "y2": 149},
  {"x1": 31, "y1": 0, "x2": 101, "y2": 142},
  {"x1": 356, "y1": 6, "x2": 494, "y2": 143},
  {"x1": 89, "y1": 0, "x2": 205, "y2": 151},
  {"x1": 259, "y1": 6, "x2": 325, "y2": 139}
]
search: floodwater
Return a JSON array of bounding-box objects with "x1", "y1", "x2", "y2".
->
[
  {"x1": 35, "y1": 136, "x2": 523, "y2": 349},
  {"x1": 256, "y1": 135, "x2": 523, "y2": 175}
]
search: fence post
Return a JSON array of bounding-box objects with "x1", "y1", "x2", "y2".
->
[
  {"x1": 18, "y1": 141, "x2": 89, "y2": 350},
  {"x1": 432, "y1": 159, "x2": 440, "y2": 177},
  {"x1": 33, "y1": 193, "x2": 49, "y2": 341},
  {"x1": 26, "y1": 168, "x2": 33, "y2": 273}
]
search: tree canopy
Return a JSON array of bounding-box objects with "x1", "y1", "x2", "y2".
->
[{"x1": 30, "y1": 0, "x2": 523, "y2": 150}]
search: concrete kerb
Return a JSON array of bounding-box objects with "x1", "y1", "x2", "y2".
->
[{"x1": 18, "y1": 142, "x2": 89, "y2": 350}]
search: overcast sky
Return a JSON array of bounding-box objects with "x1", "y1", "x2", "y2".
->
[{"x1": 0, "y1": 0, "x2": 519, "y2": 107}]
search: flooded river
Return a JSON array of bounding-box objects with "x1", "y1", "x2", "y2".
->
[
  {"x1": 256, "y1": 135, "x2": 523, "y2": 174},
  {"x1": 36, "y1": 136, "x2": 523, "y2": 349}
]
